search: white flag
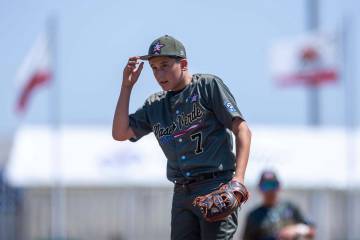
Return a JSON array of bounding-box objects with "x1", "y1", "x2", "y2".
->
[
  {"x1": 269, "y1": 33, "x2": 339, "y2": 87},
  {"x1": 15, "y1": 33, "x2": 52, "y2": 113}
]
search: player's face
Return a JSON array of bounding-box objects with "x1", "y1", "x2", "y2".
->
[
  {"x1": 149, "y1": 56, "x2": 186, "y2": 91},
  {"x1": 261, "y1": 189, "x2": 279, "y2": 207}
]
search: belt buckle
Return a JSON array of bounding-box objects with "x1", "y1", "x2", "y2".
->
[
  {"x1": 203, "y1": 172, "x2": 216, "y2": 180},
  {"x1": 194, "y1": 173, "x2": 212, "y2": 182},
  {"x1": 197, "y1": 175, "x2": 206, "y2": 181}
]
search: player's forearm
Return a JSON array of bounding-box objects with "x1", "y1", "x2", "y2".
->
[
  {"x1": 112, "y1": 85, "x2": 133, "y2": 140},
  {"x1": 279, "y1": 224, "x2": 315, "y2": 239},
  {"x1": 232, "y1": 119, "x2": 251, "y2": 183}
]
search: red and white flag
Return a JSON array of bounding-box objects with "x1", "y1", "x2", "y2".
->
[
  {"x1": 269, "y1": 33, "x2": 339, "y2": 87},
  {"x1": 15, "y1": 33, "x2": 52, "y2": 114}
]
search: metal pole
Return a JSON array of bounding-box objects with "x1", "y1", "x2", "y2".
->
[
  {"x1": 342, "y1": 14, "x2": 357, "y2": 240},
  {"x1": 306, "y1": 0, "x2": 320, "y2": 126},
  {"x1": 47, "y1": 14, "x2": 66, "y2": 240}
]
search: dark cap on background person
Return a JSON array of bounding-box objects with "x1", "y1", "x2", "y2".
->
[
  {"x1": 258, "y1": 170, "x2": 280, "y2": 192},
  {"x1": 140, "y1": 35, "x2": 186, "y2": 60}
]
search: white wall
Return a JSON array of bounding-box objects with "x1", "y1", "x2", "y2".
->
[{"x1": 20, "y1": 187, "x2": 360, "y2": 240}]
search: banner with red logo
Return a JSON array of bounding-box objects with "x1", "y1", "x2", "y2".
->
[{"x1": 269, "y1": 33, "x2": 339, "y2": 87}]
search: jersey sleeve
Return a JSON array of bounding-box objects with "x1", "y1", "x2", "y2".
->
[
  {"x1": 128, "y1": 100, "x2": 152, "y2": 142},
  {"x1": 207, "y1": 76, "x2": 245, "y2": 129},
  {"x1": 287, "y1": 202, "x2": 312, "y2": 225}
]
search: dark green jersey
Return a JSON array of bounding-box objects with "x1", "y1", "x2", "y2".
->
[
  {"x1": 128, "y1": 73, "x2": 244, "y2": 182},
  {"x1": 243, "y1": 201, "x2": 309, "y2": 240}
]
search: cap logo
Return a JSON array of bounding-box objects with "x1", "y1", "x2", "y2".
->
[{"x1": 152, "y1": 41, "x2": 165, "y2": 55}]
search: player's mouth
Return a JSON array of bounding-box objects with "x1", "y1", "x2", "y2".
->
[{"x1": 160, "y1": 80, "x2": 169, "y2": 86}]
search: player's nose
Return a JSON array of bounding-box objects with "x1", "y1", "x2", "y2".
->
[{"x1": 155, "y1": 71, "x2": 166, "y2": 80}]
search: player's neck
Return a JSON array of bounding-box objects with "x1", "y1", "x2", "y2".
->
[{"x1": 264, "y1": 199, "x2": 278, "y2": 208}]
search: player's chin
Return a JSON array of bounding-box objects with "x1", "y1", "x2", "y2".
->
[{"x1": 159, "y1": 83, "x2": 171, "y2": 91}]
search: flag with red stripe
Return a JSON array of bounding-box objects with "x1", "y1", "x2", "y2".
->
[
  {"x1": 15, "y1": 34, "x2": 52, "y2": 114},
  {"x1": 269, "y1": 33, "x2": 339, "y2": 87}
]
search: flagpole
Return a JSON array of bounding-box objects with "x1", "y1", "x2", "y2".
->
[
  {"x1": 306, "y1": 0, "x2": 320, "y2": 126},
  {"x1": 47, "y1": 14, "x2": 66, "y2": 240},
  {"x1": 342, "y1": 13, "x2": 357, "y2": 239}
]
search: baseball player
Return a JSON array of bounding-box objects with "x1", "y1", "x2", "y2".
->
[
  {"x1": 242, "y1": 170, "x2": 316, "y2": 240},
  {"x1": 112, "y1": 35, "x2": 251, "y2": 240}
]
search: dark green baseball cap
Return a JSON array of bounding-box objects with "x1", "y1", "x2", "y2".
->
[{"x1": 140, "y1": 35, "x2": 186, "y2": 60}]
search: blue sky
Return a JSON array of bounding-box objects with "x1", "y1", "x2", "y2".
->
[{"x1": 0, "y1": 0, "x2": 359, "y2": 135}]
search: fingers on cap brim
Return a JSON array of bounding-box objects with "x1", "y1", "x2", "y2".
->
[{"x1": 139, "y1": 55, "x2": 150, "y2": 61}]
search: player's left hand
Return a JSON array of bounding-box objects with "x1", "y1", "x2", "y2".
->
[{"x1": 192, "y1": 179, "x2": 249, "y2": 222}]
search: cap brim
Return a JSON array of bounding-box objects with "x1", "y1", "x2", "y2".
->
[
  {"x1": 139, "y1": 55, "x2": 151, "y2": 61},
  {"x1": 139, "y1": 54, "x2": 171, "y2": 61},
  {"x1": 260, "y1": 186, "x2": 278, "y2": 192},
  {"x1": 259, "y1": 181, "x2": 280, "y2": 192},
  {"x1": 139, "y1": 54, "x2": 186, "y2": 61}
]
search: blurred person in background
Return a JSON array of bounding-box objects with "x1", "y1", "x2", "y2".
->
[{"x1": 242, "y1": 170, "x2": 315, "y2": 240}]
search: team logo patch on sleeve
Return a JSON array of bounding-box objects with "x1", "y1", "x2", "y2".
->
[{"x1": 224, "y1": 101, "x2": 237, "y2": 113}]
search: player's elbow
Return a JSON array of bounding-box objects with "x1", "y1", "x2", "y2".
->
[{"x1": 112, "y1": 129, "x2": 128, "y2": 141}]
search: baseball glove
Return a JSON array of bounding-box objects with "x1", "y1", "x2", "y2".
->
[{"x1": 192, "y1": 180, "x2": 249, "y2": 222}]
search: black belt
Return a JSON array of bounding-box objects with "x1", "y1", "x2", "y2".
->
[{"x1": 174, "y1": 170, "x2": 233, "y2": 185}]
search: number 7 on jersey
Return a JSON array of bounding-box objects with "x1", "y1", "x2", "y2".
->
[{"x1": 190, "y1": 132, "x2": 204, "y2": 154}]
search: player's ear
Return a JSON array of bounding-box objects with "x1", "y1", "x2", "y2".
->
[{"x1": 179, "y1": 58, "x2": 188, "y2": 71}]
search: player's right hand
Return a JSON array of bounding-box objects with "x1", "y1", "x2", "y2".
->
[{"x1": 122, "y1": 56, "x2": 144, "y2": 88}]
